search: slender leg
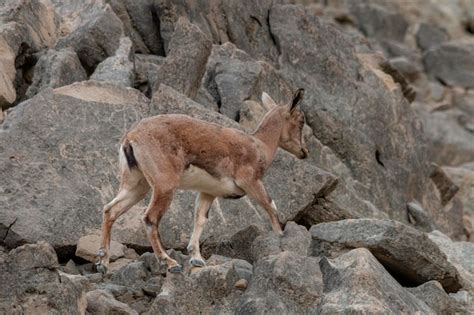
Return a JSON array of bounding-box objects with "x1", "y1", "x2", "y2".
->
[
  {"x1": 187, "y1": 192, "x2": 215, "y2": 267},
  {"x1": 240, "y1": 179, "x2": 283, "y2": 234},
  {"x1": 97, "y1": 178, "x2": 149, "y2": 273},
  {"x1": 143, "y1": 190, "x2": 181, "y2": 273}
]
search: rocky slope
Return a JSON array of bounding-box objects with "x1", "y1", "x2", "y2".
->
[{"x1": 0, "y1": 0, "x2": 473, "y2": 314}]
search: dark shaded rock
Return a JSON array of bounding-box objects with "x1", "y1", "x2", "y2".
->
[
  {"x1": 25, "y1": 48, "x2": 87, "y2": 98},
  {"x1": 423, "y1": 39, "x2": 474, "y2": 88},
  {"x1": 151, "y1": 17, "x2": 212, "y2": 99},
  {"x1": 407, "y1": 281, "x2": 466, "y2": 314},
  {"x1": 387, "y1": 56, "x2": 421, "y2": 83},
  {"x1": 150, "y1": 85, "x2": 337, "y2": 250},
  {"x1": 236, "y1": 251, "x2": 323, "y2": 314},
  {"x1": 430, "y1": 163, "x2": 459, "y2": 206},
  {"x1": 90, "y1": 37, "x2": 135, "y2": 87},
  {"x1": 318, "y1": 248, "x2": 432, "y2": 314},
  {"x1": 57, "y1": 4, "x2": 124, "y2": 74},
  {"x1": 0, "y1": 242, "x2": 86, "y2": 314},
  {"x1": 0, "y1": 81, "x2": 150, "y2": 250},
  {"x1": 269, "y1": 4, "x2": 447, "y2": 235},
  {"x1": 107, "y1": 0, "x2": 164, "y2": 55},
  {"x1": 416, "y1": 23, "x2": 449, "y2": 51},
  {"x1": 310, "y1": 219, "x2": 462, "y2": 292},
  {"x1": 86, "y1": 289, "x2": 138, "y2": 315}
]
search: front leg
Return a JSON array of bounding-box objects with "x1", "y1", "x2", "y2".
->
[
  {"x1": 187, "y1": 192, "x2": 215, "y2": 267},
  {"x1": 239, "y1": 179, "x2": 283, "y2": 234}
]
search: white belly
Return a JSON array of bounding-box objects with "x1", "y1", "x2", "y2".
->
[{"x1": 178, "y1": 165, "x2": 245, "y2": 197}]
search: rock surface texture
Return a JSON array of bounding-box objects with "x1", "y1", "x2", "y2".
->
[{"x1": 1, "y1": 0, "x2": 473, "y2": 314}]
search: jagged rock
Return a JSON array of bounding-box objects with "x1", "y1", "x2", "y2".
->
[
  {"x1": 64, "y1": 259, "x2": 81, "y2": 275},
  {"x1": 150, "y1": 84, "x2": 337, "y2": 250},
  {"x1": 76, "y1": 234, "x2": 125, "y2": 263},
  {"x1": 151, "y1": 17, "x2": 212, "y2": 99},
  {"x1": 407, "y1": 281, "x2": 466, "y2": 314},
  {"x1": 201, "y1": 42, "x2": 293, "y2": 121},
  {"x1": 416, "y1": 23, "x2": 449, "y2": 51},
  {"x1": 25, "y1": 48, "x2": 87, "y2": 98},
  {"x1": 423, "y1": 39, "x2": 474, "y2": 88},
  {"x1": 57, "y1": 4, "x2": 124, "y2": 74},
  {"x1": 154, "y1": 0, "x2": 279, "y2": 63},
  {"x1": 310, "y1": 219, "x2": 462, "y2": 292},
  {"x1": 110, "y1": 261, "x2": 150, "y2": 288},
  {"x1": 107, "y1": 0, "x2": 164, "y2": 55},
  {"x1": 108, "y1": 258, "x2": 133, "y2": 273},
  {"x1": 236, "y1": 251, "x2": 323, "y2": 314},
  {"x1": 90, "y1": 37, "x2": 135, "y2": 87},
  {"x1": 0, "y1": 81, "x2": 150, "y2": 250},
  {"x1": 0, "y1": 0, "x2": 61, "y2": 108},
  {"x1": 269, "y1": 4, "x2": 446, "y2": 233},
  {"x1": 0, "y1": 242, "x2": 86, "y2": 314},
  {"x1": 86, "y1": 289, "x2": 138, "y2": 315},
  {"x1": 318, "y1": 248, "x2": 433, "y2": 314},
  {"x1": 251, "y1": 221, "x2": 311, "y2": 262}
]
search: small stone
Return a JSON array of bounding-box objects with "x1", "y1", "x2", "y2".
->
[
  {"x1": 64, "y1": 259, "x2": 81, "y2": 275},
  {"x1": 235, "y1": 279, "x2": 248, "y2": 290},
  {"x1": 124, "y1": 247, "x2": 139, "y2": 260},
  {"x1": 75, "y1": 234, "x2": 125, "y2": 263},
  {"x1": 108, "y1": 258, "x2": 133, "y2": 273}
]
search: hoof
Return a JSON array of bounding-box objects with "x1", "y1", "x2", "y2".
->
[
  {"x1": 96, "y1": 263, "x2": 107, "y2": 275},
  {"x1": 168, "y1": 264, "x2": 183, "y2": 274},
  {"x1": 97, "y1": 248, "x2": 106, "y2": 258},
  {"x1": 189, "y1": 258, "x2": 206, "y2": 267}
]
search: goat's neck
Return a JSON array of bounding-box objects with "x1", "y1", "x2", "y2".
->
[{"x1": 252, "y1": 108, "x2": 283, "y2": 167}]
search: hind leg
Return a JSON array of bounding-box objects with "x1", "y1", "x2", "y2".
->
[
  {"x1": 143, "y1": 189, "x2": 182, "y2": 273},
  {"x1": 96, "y1": 170, "x2": 149, "y2": 273}
]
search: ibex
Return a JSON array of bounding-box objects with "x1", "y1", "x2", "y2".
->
[{"x1": 96, "y1": 89, "x2": 308, "y2": 274}]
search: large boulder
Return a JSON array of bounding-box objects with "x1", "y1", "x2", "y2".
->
[
  {"x1": 151, "y1": 84, "x2": 337, "y2": 250},
  {"x1": 151, "y1": 17, "x2": 212, "y2": 99},
  {"x1": 0, "y1": 242, "x2": 86, "y2": 314},
  {"x1": 423, "y1": 39, "x2": 474, "y2": 88},
  {"x1": 268, "y1": 4, "x2": 449, "y2": 234},
  {"x1": 0, "y1": 81, "x2": 150, "y2": 253},
  {"x1": 318, "y1": 248, "x2": 433, "y2": 314},
  {"x1": 310, "y1": 219, "x2": 462, "y2": 292},
  {"x1": 25, "y1": 48, "x2": 87, "y2": 98}
]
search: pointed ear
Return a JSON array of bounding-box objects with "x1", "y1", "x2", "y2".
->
[
  {"x1": 290, "y1": 88, "x2": 304, "y2": 112},
  {"x1": 261, "y1": 92, "x2": 277, "y2": 111}
]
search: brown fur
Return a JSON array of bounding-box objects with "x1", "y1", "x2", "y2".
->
[{"x1": 96, "y1": 90, "x2": 308, "y2": 273}]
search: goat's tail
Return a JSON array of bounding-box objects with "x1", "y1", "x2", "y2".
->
[{"x1": 121, "y1": 137, "x2": 138, "y2": 170}]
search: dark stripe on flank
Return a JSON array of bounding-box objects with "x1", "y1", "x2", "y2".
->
[{"x1": 123, "y1": 142, "x2": 138, "y2": 169}]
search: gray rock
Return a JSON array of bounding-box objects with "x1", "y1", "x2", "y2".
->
[
  {"x1": 350, "y1": 3, "x2": 409, "y2": 42},
  {"x1": 428, "y1": 230, "x2": 474, "y2": 291},
  {"x1": 310, "y1": 219, "x2": 462, "y2": 292},
  {"x1": 151, "y1": 17, "x2": 212, "y2": 99},
  {"x1": 64, "y1": 259, "x2": 81, "y2": 275},
  {"x1": 86, "y1": 289, "x2": 138, "y2": 315},
  {"x1": 90, "y1": 37, "x2": 135, "y2": 87},
  {"x1": 0, "y1": 81, "x2": 150, "y2": 250},
  {"x1": 57, "y1": 4, "x2": 124, "y2": 74},
  {"x1": 318, "y1": 248, "x2": 433, "y2": 314},
  {"x1": 150, "y1": 85, "x2": 337, "y2": 250},
  {"x1": 110, "y1": 261, "x2": 150, "y2": 288},
  {"x1": 269, "y1": 4, "x2": 449, "y2": 235},
  {"x1": 0, "y1": 242, "x2": 86, "y2": 314},
  {"x1": 201, "y1": 42, "x2": 292, "y2": 121},
  {"x1": 387, "y1": 56, "x2": 421, "y2": 82},
  {"x1": 416, "y1": 23, "x2": 449, "y2": 51},
  {"x1": 423, "y1": 39, "x2": 474, "y2": 88},
  {"x1": 236, "y1": 251, "x2": 323, "y2": 314},
  {"x1": 26, "y1": 48, "x2": 87, "y2": 98},
  {"x1": 407, "y1": 281, "x2": 466, "y2": 314}
]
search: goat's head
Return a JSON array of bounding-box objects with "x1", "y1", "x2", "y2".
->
[{"x1": 262, "y1": 88, "x2": 309, "y2": 159}]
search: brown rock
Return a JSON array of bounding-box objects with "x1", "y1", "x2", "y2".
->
[{"x1": 76, "y1": 234, "x2": 125, "y2": 263}]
